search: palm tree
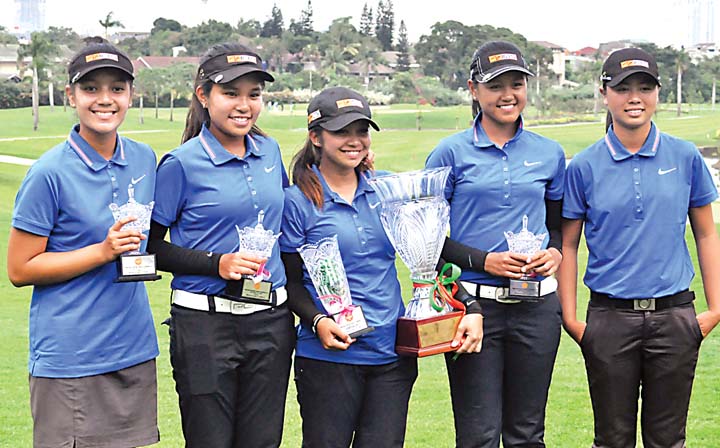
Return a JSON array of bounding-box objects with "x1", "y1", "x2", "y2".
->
[
  {"x1": 17, "y1": 32, "x2": 58, "y2": 131},
  {"x1": 354, "y1": 37, "x2": 385, "y2": 89},
  {"x1": 675, "y1": 47, "x2": 690, "y2": 117},
  {"x1": 99, "y1": 12, "x2": 124, "y2": 40}
]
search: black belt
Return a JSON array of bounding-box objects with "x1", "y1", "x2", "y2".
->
[{"x1": 590, "y1": 290, "x2": 694, "y2": 311}]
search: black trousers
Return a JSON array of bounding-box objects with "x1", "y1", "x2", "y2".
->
[
  {"x1": 294, "y1": 356, "x2": 418, "y2": 448},
  {"x1": 582, "y1": 301, "x2": 703, "y2": 448},
  {"x1": 445, "y1": 293, "x2": 562, "y2": 448},
  {"x1": 168, "y1": 304, "x2": 295, "y2": 448}
]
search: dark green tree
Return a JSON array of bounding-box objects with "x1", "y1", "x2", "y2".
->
[
  {"x1": 375, "y1": 0, "x2": 394, "y2": 51},
  {"x1": 151, "y1": 18, "x2": 182, "y2": 34},
  {"x1": 183, "y1": 20, "x2": 236, "y2": 55},
  {"x1": 44, "y1": 26, "x2": 82, "y2": 50},
  {"x1": 396, "y1": 19, "x2": 410, "y2": 72},
  {"x1": 237, "y1": 19, "x2": 262, "y2": 38},
  {"x1": 0, "y1": 26, "x2": 17, "y2": 44},
  {"x1": 261, "y1": 4, "x2": 284, "y2": 38},
  {"x1": 359, "y1": 3, "x2": 374, "y2": 36}
]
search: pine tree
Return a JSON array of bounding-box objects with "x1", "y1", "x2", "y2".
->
[
  {"x1": 360, "y1": 3, "x2": 374, "y2": 36},
  {"x1": 300, "y1": 0, "x2": 314, "y2": 35},
  {"x1": 260, "y1": 3, "x2": 284, "y2": 38},
  {"x1": 396, "y1": 19, "x2": 410, "y2": 72},
  {"x1": 375, "y1": 0, "x2": 394, "y2": 51}
]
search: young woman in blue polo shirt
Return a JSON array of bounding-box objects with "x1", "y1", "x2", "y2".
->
[
  {"x1": 559, "y1": 47, "x2": 720, "y2": 448},
  {"x1": 7, "y1": 42, "x2": 159, "y2": 447},
  {"x1": 426, "y1": 41, "x2": 566, "y2": 448},
  {"x1": 147, "y1": 43, "x2": 294, "y2": 447},
  {"x1": 281, "y1": 87, "x2": 482, "y2": 447}
]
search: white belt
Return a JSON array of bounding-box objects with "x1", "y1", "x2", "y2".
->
[
  {"x1": 460, "y1": 278, "x2": 557, "y2": 303},
  {"x1": 171, "y1": 287, "x2": 287, "y2": 315}
]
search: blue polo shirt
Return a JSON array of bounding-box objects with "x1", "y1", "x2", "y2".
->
[
  {"x1": 280, "y1": 167, "x2": 403, "y2": 365},
  {"x1": 153, "y1": 124, "x2": 288, "y2": 295},
  {"x1": 564, "y1": 123, "x2": 718, "y2": 298},
  {"x1": 425, "y1": 113, "x2": 566, "y2": 286},
  {"x1": 12, "y1": 125, "x2": 159, "y2": 378}
]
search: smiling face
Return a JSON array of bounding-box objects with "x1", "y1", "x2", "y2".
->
[
  {"x1": 602, "y1": 73, "x2": 659, "y2": 133},
  {"x1": 470, "y1": 71, "x2": 527, "y2": 132},
  {"x1": 197, "y1": 74, "x2": 264, "y2": 153},
  {"x1": 312, "y1": 120, "x2": 371, "y2": 175},
  {"x1": 66, "y1": 68, "x2": 133, "y2": 144}
]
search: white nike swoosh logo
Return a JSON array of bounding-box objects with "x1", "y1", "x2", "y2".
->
[
  {"x1": 264, "y1": 165, "x2": 277, "y2": 173},
  {"x1": 658, "y1": 168, "x2": 677, "y2": 175},
  {"x1": 369, "y1": 202, "x2": 381, "y2": 209},
  {"x1": 131, "y1": 174, "x2": 146, "y2": 184},
  {"x1": 524, "y1": 160, "x2": 542, "y2": 167}
]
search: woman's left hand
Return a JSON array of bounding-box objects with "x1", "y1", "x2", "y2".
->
[
  {"x1": 451, "y1": 314, "x2": 483, "y2": 354},
  {"x1": 363, "y1": 149, "x2": 376, "y2": 167},
  {"x1": 696, "y1": 310, "x2": 720, "y2": 338},
  {"x1": 524, "y1": 248, "x2": 562, "y2": 276}
]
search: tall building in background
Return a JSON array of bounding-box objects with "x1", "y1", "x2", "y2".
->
[
  {"x1": 14, "y1": 0, "x2": 46, "y2": 33},
  {"x1": 688, "y1": 0, "x2": 717, "y2": 44}
]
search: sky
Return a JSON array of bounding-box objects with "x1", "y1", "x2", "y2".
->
[{"x1": 0, "y1": 0, "x2": 715, "y2": 50}]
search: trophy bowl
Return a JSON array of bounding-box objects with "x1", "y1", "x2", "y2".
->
[{"x1": 368, "y1": 167, "x2": 465, "y2": 357}]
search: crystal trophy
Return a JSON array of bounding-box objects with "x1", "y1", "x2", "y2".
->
[
  {"x1": 108, "y1": 181, "x2": 161, "y2": 282},
  {"x1": 221, "y1": 211, "x2": 281, "y2": 305},
  {"x1": 504, "y1": 215, "x2": 546, "y2": 299},
  {"x1": 368, "y1": 167, "x2": 465, "y2": 357},
  {"x1": 298, "y1": 235, "x2": 374, "y2": 338}
]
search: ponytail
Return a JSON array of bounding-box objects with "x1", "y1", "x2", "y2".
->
[
  {"x1": 291, "y1": 131, "x2": 375, "y2": 210},
  {"x1": 605, "y1": 111, "x2": 613, "y2": 133}
]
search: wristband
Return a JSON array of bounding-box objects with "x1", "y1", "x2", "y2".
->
[{"x1": 312, "y1": 314, "x2": 330, "y2": 334}]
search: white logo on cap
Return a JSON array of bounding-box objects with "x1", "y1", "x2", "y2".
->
[
  {"x1": 336, "y1": 99, "x2": 364, "y2": 109},
  {"x1": 308, "y1": 110, "x2": 322, "y2": 124},
  {"x1": 621, "y1": 59, "x2": 650, "y2": 69},
  {"x1": 214, "y1": 74, "x2": 224, "y2": 83},
  {"x1": 71, "y1": 72, "x2": 81, "y2": 83},
  {"x1": 488, "y1": 53, "x2": 518, "y2": 63}
]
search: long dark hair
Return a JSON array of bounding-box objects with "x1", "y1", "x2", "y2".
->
[
  {"x1": 290, "y1": 131, "x2": 375, "y2": 210},
  {"x1": 182, "y1": 42, "x2": 268, "y2": 144}
]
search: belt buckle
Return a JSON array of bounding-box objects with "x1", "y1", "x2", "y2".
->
[
  {"x1": 495, "y1": 288, "x2": 521, "y2": 304},
  {"x1": 230, "y1": 301, "x2": 253, "y2": 314},
  {"x1": 633, "y1": 298, "x2": 656, "y2": 311}
]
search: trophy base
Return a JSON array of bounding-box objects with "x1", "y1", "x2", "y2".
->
[
  {"x1": 333, "y1": 305, "x2": 375, "y2": 339},
  {"x1": 115, "y1": 253, "x2": 162, "y2": 283},
  {"x1": 395, "y1": 310, "x2": 464, "y2": 358},
  {"x1": 222, "y1": 278, "x2": 274, "y2": 305},
  {"x1": 509, "y1": 278, "x2": 541, "y2": 299}
]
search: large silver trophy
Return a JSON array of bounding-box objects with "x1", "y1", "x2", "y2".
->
[
  {"x1": 298, "y1": 235, "x2": 373, "y2": 338},
  {"x1": 368, "y1": 167, "x2": 465, "y2": 357},
  {"x1": 109, "y1": 181, "x2": 161, "y2": 282},
  {"x1": 504, "y1": 215, "x2": 547, "y2": 299},
  {"x1": 222, "y1": 210, "x2": 281, "y2": 304}
]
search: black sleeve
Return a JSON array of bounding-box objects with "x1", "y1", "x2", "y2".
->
[
  {"x1": 441, "y1": 237, "x2": 489, "y2": 274},
  {"x1": 435, "y1": 258, "x2": 482, "y2": 314},
  {"x1": 147, "y1": 220, "x2": 222, "y2": 276},
  {"x1": 281, "y1": 251, "x2": 323, "y2": 325},
  {"x1": 545, "y1": 198, "x2": 563, "y2": 253}
]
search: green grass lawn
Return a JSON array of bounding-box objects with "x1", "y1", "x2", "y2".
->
[{"x1": 1, "y1": 105, "x2": 719, "y2": 447}]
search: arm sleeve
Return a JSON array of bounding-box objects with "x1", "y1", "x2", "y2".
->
[
  {"x1": 545, "y1": 198, "x2": 563, "y2": 253},
  {"x1": 441, "y1": 237, "x2": 489, "y2": 274},
  {"x1": 147, "y1": 220, "x2": 222, "y2": 276},
  {"x1": 282, "y1": 251, "x2": 323, "y2": 325},
  {"x1": 435, "y1": 257, "x2": 482, "y2": 314}
]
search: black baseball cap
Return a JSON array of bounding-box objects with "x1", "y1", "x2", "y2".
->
[
  {"x1": 198, "y1": 50, "x2": 274, "y2": 84},
  {"x1": 601, "y1": 47, "x2": 661, "y2": 87},
  {"x1": 307, "y1": 87, "x2": 380, "y2": 132},
  {"x1": 470, "y1": 41, "x2": 534, "y2": 83},
  {"x1": 67, "y1": 43, "x2": 134, "y2": 84}
]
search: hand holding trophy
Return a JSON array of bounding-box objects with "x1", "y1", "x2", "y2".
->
[
  {"x1": 222, "y1": 210, "x2": 281, "y2": 305},
  {"x1": 108, "y1": 180, "x2": 161, "y2": 282},
  {"x1": 504, "y1": 215, "x2": 557, "y2": 299},
  {"x1": 298, "y1": 235, "x2": 374, "y2": 338}
]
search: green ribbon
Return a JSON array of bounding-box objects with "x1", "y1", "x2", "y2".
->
[{"x1": 412, "y1": 263, "x2": 461, "y2": 312}]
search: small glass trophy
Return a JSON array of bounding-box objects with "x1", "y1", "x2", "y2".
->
[
  {"x1": 221, "y1": 211, "x2": 280, "y2": 305},
  {"x1": 504, "y1": 215, "x2": 546, "y2": 299},
  {"x1": 108, "y1": 182, "x2": 161, "y2": 282},
  {"x1": 298, "y1": 235, "x2": 374, "y2": 338}
]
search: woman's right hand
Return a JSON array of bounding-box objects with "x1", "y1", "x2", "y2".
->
[
  {"x1": 218, "y1": 252, "x2": 266, "y2": 280},
  {"x1": 562, "y1": 319, "x2": 587, "y2": 345},
  {"x1": 100, "y1": 216, "x2": 145, "y2": 262},
  {"x1": 484, "y1": 252, "x2": 527, "y2": 279},
  {"x1": 316, "y1": 317, "x2": 354, "y2": 350}
]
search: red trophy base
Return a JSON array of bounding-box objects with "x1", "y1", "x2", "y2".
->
[{"x1": 395, "y1": 310, "x2": 465, "y2": 357}]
